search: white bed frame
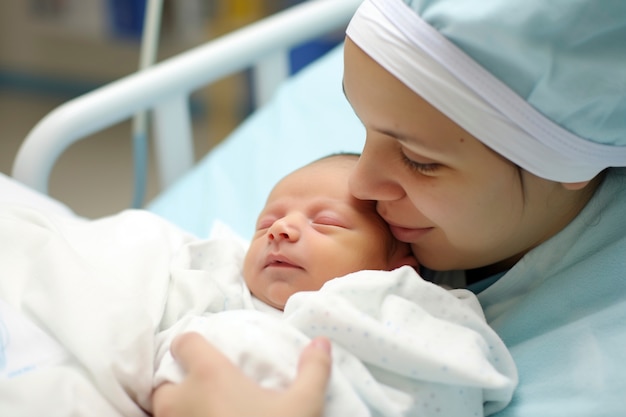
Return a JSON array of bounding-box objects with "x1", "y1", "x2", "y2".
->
[{"x1": 12, "y1": 0, "x2": 361, "y2": 195}]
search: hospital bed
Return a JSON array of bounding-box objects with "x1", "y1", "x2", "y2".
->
[
  {"x1": 8, "y1": 0, "x2": 365, "y2": 240},
  {"x1": 1, "y1": 3, "x2": 368, "y2": 411},
  {"x1": 5, "y1": 2, "x2": 625, "y2": 416}
]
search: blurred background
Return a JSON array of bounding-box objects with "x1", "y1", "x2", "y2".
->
[{"x1": 0, "y1": 0, "x2": 341, "y2": 218}]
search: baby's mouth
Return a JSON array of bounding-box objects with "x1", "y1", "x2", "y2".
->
[{"x1": 265, "y1": 254, "x2": 302, "y2": 269}]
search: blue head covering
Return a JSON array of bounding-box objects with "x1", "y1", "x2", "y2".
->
[{"x1": 346, "y1": 0, "x2": 626, "y2": 181}]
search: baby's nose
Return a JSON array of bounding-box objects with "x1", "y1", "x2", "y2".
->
[
  {"x1": 268, "y1": 217, "x2": 300, "y2": 242},
  {"x1": 268, "y1": 231, "x2": 291, "y2": 241}
]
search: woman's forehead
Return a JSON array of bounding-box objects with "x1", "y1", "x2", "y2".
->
[{"x1": 347, "y1": 40, "x2": 518, "y2": 171}]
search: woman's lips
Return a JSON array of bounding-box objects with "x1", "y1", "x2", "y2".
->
[{"x1": 388, "y1": 224, "x2": 433, "y2": 242}]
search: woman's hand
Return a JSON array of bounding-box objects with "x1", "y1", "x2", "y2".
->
[{"x1": 152, "y1": 332, "x2": 332, "y2": 417}]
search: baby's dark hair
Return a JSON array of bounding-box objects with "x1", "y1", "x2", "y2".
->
[{"x1": 311, "y1": 152, "x2": 361, "y2": 164}]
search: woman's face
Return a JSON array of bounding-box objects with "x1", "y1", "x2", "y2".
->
[{"x1": 343, "y1": 37, "x2": 580, "y2": 272}]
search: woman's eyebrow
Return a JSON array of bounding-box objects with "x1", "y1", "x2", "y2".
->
[{"x1": 375, "y1": 127, "x2": 412, "y2": 143}]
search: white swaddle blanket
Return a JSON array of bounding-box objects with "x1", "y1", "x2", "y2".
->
[{"x1": 0, "y1": 204, "x2": 517, "y2": 416}]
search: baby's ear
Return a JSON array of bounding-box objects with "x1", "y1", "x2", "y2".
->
[{"x1": 389, "y1": 245, "x2": 420, "y2": 271}]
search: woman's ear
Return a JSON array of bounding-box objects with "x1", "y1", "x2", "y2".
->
[{"x1": 561, "y1": 181, "x2": 591, "y2": 191}]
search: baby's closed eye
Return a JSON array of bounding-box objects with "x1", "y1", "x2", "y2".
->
[{"x1": 312, "y1": 212, "x2": 348, "y2": 228}]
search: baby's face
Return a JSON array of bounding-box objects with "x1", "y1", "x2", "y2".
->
[{"x1": 243, "y1": 156, "x2": 416, "y2": 310}]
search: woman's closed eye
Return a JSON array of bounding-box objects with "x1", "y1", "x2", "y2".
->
[{"x1": 400, "y1": 153, "x2": 441, "y2": 175}]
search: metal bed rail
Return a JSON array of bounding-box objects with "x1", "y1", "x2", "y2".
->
[{"x1": 12, "y1": 0, "x2": 361, "y2": 194}]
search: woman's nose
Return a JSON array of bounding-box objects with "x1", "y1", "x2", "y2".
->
[
  {"x1": 349, "y1": 137, "x2": 405, "y2": 202},
  {"x1": 268, "y1": 217, "x2": 300, "y2": 243}
]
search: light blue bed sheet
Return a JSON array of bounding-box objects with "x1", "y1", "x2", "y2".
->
[{"x1": 147, "y1": 44, "x2": 364, "y2": 240}]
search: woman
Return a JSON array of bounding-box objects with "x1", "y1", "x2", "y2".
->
[{"x1": 153, "y1": 0, "x2": 626, "y2": 415}]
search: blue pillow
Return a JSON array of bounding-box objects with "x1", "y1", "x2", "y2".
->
[{"x1": 147, "y1": 44, "x2": 364, "y2": 239}]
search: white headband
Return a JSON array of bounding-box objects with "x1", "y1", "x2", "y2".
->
[{"x1": 346, "y1": 0, "x2": 626, "y2": 182}]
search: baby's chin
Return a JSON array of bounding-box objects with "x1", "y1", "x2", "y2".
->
[
  {"x1": 253, "y1": 287, "x2": 295, "y2": 312},
  {"x1": 262, "y1": 296, "x2": 287, "y2": 311}
]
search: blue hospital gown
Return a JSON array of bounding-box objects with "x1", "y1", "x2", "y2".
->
[{"x1": 466, "y1": 167, "x2": 626, "y2": 416}]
